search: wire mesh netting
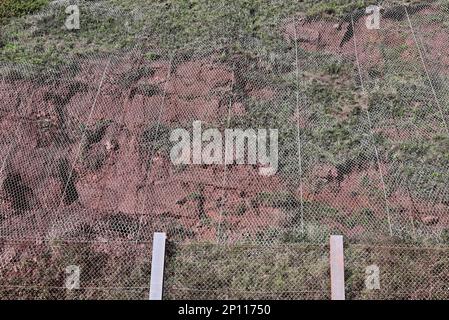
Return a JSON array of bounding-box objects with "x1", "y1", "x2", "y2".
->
[
  {"x1": 345, "y1": 244, "x2": 449, "y2": 300},
  {"x1": 0, "y1": 239, "x2": 151, "y2": 299},
  {"x1": 2, "y1": 0, "x2": 449, "y2": 299}
]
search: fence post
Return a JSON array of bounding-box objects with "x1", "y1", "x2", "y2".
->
[
  {"x1": 149, "y1": 232, "x2": 167, "y2": 300},
  {"x1": 330, "y1": 235, "x2": 345, "y2": 300}
]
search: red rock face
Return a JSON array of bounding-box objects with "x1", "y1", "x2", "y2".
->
[
  {"x1": 3, "y1": 5, "x2": 449, "y2": 243},
  {"x1": 0, "y1": 52, "x2": 288, "y2": 242}
]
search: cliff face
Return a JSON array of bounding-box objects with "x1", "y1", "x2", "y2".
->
[
  {"x1": 0, "y1": 51, "x2": 286, "y2": 242},
  {"x1": 2, "y1": 3, "x2": 449, "y2": 244}
]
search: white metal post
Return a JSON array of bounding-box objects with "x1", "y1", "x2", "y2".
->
[
  {"x1": 149, "y1": 232, "x2": 167, "y2": 300},
  {"x1": 330, "y1": 235, "x2": 345, "y2": 300}
]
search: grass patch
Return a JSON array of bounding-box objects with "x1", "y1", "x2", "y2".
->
[{"x1": 0, "y1": 0, "x2": 48, "y2": 24}]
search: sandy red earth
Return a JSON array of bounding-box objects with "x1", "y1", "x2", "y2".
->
[{"x1": 1, "y1": 4, "x2": 449, "y2": 245}]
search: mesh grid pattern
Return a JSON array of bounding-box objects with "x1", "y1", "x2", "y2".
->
[
  {"x1": 346, "y1": 244, "x2": 449, "y2": 300},
  {"x1": 164, "y1": 243, "x2": 330, "y2": 300},
  {"x1": 2, "y1": 0, "x2": 449, "y2": 299}
]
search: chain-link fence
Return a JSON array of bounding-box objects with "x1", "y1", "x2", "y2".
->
[{"x1": 2, "y1": 0, "x2": 449, "y2": 299}]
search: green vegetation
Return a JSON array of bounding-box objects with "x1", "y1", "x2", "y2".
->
[
  {"x1": 0, "y1": 0, "x2": 48, "y2": 23},
  {"x1": 0, "y1": 0, "x2": 396, "y2": 67},
  {"x1": 164, "y1": 242, "x2": 329, "y2": 299},
  {"x1": 3, "y1": 0, "x2": 449, "y2": 301},
  {"x1": 2, "y1": 0, "x2": 448, "y2": 242},
  {"x1": 164, "y1": 242, "x2": 449, "y2": 300},
  {"x1": 306, "y1": 0, "x2": 368, "y2": 18},
  {"x1": 251, "y1": 199, "x2": 390, "y2": 244},
  {"x1": 4, "y1": 240, "x2": 449, "y2": 299},
  {"x1": 0, "y1": 0, "x2": 140, "y2": 66},
  {"x1": 345, "y1": 245, "x2": 449, "y2": 299},
  {"x1": 0, "y1": 241, "x2": 151, "y2": 299},
  {"x1": 234, "y1": 202, "x2": 248, "y2": 216}
]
